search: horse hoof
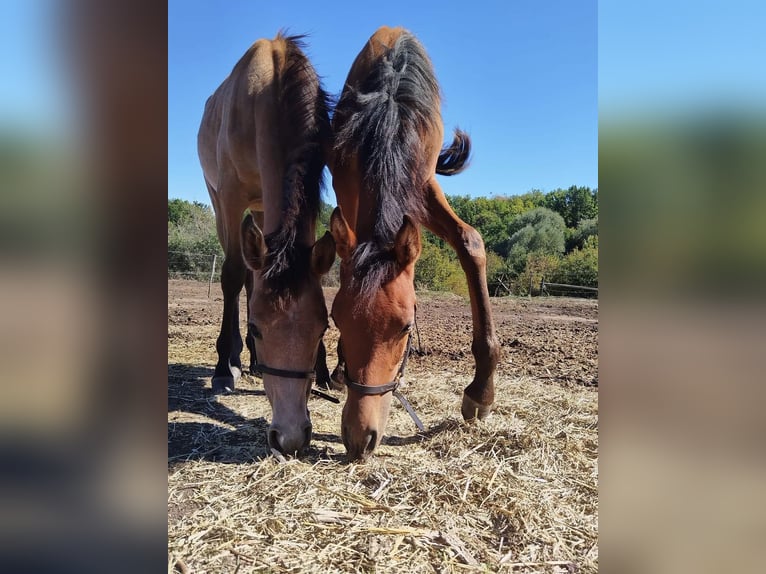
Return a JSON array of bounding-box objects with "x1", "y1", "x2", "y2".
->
[
  {"x1": 212, "y1": 376, "x2": 235, "y2": 394},
  {"x1": 461, "y1": 393, "x2": 492, "y2": 421}
]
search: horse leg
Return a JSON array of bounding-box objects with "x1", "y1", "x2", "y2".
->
[
  {"x1": 423, "y1": 178, "x2": 500, "y2": 419},
  {"x1": 244, "y1": 270, "x2": 258, "y2": 375},
  {"x1": 315, "y1": 339, "x2": 331, "y2": 390},
  {"x1": 330, "y1": 338, "x2": 345, "y2": 390},
  {"x1": 212, "y1": 253, "x2": 246, "y2": 393}
]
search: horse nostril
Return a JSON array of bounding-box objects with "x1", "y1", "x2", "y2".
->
[
  {"x1": 364, "y1": 430, "x2": 378, "y2": 454},
  {"x1": 268, "y1": 428, "x2": 281, "y2": 452},
  {"x1": 302, "y1": 423, "x2": 313, "y2": 447}
]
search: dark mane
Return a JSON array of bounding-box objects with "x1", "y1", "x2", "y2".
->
[
  {"x1": 333, "y1": 31, "x2": 440, "y2": 299},
  {"x1": 262, "y1": 32, "x2": 332, "y2": 298}
]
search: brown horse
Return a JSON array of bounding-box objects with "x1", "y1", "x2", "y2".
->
[
  {"x1": 197, "y1": 33, "x2": 336, "y2": 455},
  {"x1": 328, "y1": 27, "x2": 500, "y2": 460}
]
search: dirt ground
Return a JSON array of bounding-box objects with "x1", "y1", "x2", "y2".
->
[
  {"x1": 168, "y1": 279, "x2": 598, "y2": 572},
  {"x1": 168, "y1": 281, "x2": 597, "y2": 389}
]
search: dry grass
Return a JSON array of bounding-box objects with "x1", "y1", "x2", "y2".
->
[
  {"x1": 168, "y1": 374, "x2": 597, "y2": 573},
  {"x1": 168, "y1": 281, "x2": 597, "y2": 573}
]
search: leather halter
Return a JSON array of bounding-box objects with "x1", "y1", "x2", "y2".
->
[
  {"x1": 252, "y1": 363, "x2": 316, "y2": 381},
  {"x1": 337, "y1": 332, "x2": 425, "y2": 431},
  {"x1": 341, "y1": 333, "x2": 412, "y2": 396},
  {"x1": 248, "y1": 323, "x2": 339, "y2": 403},
  {"x1": 252, "y1": 362, "x2": 339, "y2": 403}
]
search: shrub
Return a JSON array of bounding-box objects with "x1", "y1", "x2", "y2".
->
[
  {"x1": 550, "y1": 236, "x2": 598, "y2": 288},
  {"x1": 501, "y1": 207, "x2": 566, "y2": 271}
]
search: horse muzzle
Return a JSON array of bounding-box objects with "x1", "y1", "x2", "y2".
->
[{"x1": 268, "y1": 422, "x2": 312, "y2": 456}]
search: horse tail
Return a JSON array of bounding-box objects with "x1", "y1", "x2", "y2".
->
[
  {"x1": 264, "y1": 32, "x2": 331, "y2": 286},
  {"x1": 436, "y1": 128, "x2": 471, "y2": 176}
]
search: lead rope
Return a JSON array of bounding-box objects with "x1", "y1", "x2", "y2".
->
[
  {"x1": 392, "y1": 311, "x2": 425, "y2": 431},
  {"x1": 413, "y1": 308, "x2": 424, "y2": 355}
]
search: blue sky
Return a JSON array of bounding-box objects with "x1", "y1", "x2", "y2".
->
[{"x1": 168, "y1": 0, "x2": 598, "y2": 205}]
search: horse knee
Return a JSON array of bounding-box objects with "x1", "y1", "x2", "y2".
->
[
  {"x1": 220, "y1": 256, "x2": 245, "y2": 296},
  {"x1": 459, "y1": 226, "x2": 486, "y2": 265}
]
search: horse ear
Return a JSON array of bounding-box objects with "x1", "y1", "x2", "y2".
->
[
  {"x1": 394, "y1": 215, "x2": 422, "y2": 268},
  {"x1": 330, "y1": 206, "x2": 357, "y2": 261},
  {"x1": 311, "y1": 231, "x2": 336, "y2": 276},
  {"x1": 240, "y1": 213, "x2": 267, "y2": 270}
]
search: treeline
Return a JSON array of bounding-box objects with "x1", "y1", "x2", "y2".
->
[
  {"x1": 168, "y1": 199, "x2": 223, "y2": 279},
  {"x1": 439, "y1": 186, "x2": 598, "y2": 296},
  {"x1": 168, "y1": 184, "x2": 598, "y2": 296},
  {"x1": 319, "y1": 185, "x2": 598, "y2": 296}
]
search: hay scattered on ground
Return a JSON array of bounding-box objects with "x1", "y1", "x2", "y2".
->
[
  {"x1": 169, "y1": 374, "x2": 597, "y2": 573},
  {"x1": 168, "y1": 281, "x2": 598, "y2": 573}
]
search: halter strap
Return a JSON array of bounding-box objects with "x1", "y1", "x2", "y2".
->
[
  {"x1": 336, "y1": 333, "x2": 424, "y2": 430},
  {"x1": 253, "y1": 363, "x2": 340, "y2": 403},
  {"x1": 253, "y1": 363, "x2": 316, "y2": 380},
  {"x1": 342, "y1": 333, "x2": 412, "y2": 396}
]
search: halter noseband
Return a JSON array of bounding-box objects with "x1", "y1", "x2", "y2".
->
[
  {"x1": 338, "y1": 332, "x2": 424, "y2": 431},
  {"x1": 340, "y1": 332, "x2": 412, "y2": 396},
  {"x1": 252, "y1": 363, "x2": 316, "y2": 381},
  {"x1": 249, "y1": 323, "x2": 340, "y2": 403}
]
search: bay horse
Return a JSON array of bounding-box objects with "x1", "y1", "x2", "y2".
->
[
  {"x1": 328, "y1": 27, "x2": 500, "y2": 460},
  {"x1": 197, "y1": 33, "x2": 336, "y2": 456}
]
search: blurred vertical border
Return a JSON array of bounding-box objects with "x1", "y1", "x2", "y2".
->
[
  {"x1": 0, "y1": 0, "x2": 167, "y2": 571},
  {"x1": 600, "y1": 1, "x2": 766, "y2": 572}
]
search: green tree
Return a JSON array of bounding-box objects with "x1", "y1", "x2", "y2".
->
[
  {"x1": 517, "y1": 252, "x2": 561, "y2": 296},
  {"x1": 501, "y1": 207, "x2": 566, "y2": 270},
  {"x1": 168, "y1": 198, "x2": 223, "y2": 278},
  {"x1": 543, "y1": 186, "x2": 598, "y2": 228},
  {"x1": 550, "y1": 235, "x2": 598, "y2": 288},
  {"x1": 414, "y1": 235, "x2": 467, "y2": 296},
  {"x1": 566, "y1": 215, "x2": 598, "y2": 252}
]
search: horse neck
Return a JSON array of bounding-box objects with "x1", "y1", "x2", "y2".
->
[
  {"x1": 353, "y1": 190, "x2": 379, "y2": 243},
  {"x1": 263, "y1": 208, "x2": 316, "y2": 246}
]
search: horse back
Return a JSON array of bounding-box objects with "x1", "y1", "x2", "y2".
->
[{"x1": 198, "y1": 33, "x2": 329, "y2": 248}]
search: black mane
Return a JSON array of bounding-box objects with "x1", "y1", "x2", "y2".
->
[
  {"x1": 332, "y1": 31, "x2": 440, "y2": 299},
  {"x1": 262, "y1": 33, "x2": 332, "y2": 298}
]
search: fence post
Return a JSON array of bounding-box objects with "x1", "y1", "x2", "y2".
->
[
  {"x1": 208, "y1": 254, "x2": 217, "y2": 298},
  {"x1": 540, "y1": 277, "x2": 545, "y2": 296},
  {"x1": 528, "y1": 273, "x2": 533, "y2": 298}
]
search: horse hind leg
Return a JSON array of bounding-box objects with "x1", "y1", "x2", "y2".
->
[
  {"x1": 423, "y1": 178, "x2": 500, "y2": 420},
  {"x1": 212, "y1": 253, "x2": 246, "y2": 393}
]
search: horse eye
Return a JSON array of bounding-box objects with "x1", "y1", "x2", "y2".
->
[{"x1": 248, "y1": 323, "x2": 262, "y2": 339}]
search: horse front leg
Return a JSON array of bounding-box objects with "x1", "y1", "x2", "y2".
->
[
  {"x1": 330, "y1": 338, "x2": 346, "y2": 391},
  {"x1": 212, "y1": 254, "x2": 246, "y2": 393},
  {"x1": 423, "y1": 178, "x2": 500, "y2": 420},
  {"x1": 244, "y1": 270, "x2": 258, "y2": 376},
  {"x1": 314, "y1": 339, "x2": 332, "y2": 390}
]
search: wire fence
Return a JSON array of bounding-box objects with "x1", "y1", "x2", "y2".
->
[
  {"x1": 169, "y1": 250, "x2": 597, "y2": 299},
  {"x1": 168, "y1": 250, "x2": 221, "y2": 281},
  {"x1": 540, "y1": 280, "x2": 598, "y2": 299},
  {"x1": 488, "y1": 273, "x2": 598, "y2": 299}
]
